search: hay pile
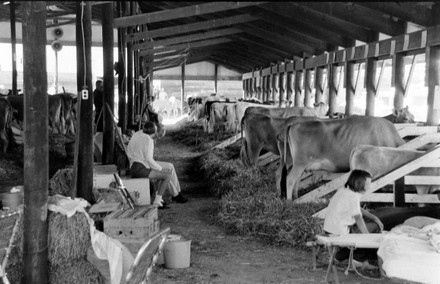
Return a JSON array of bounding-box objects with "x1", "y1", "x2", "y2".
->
[
  {"x1": 198, "y1": 149, "x2": 327, "y2": 247},
  {"x1": 5, "y1": 210, "x2": 105, "y2": 284},
  {"x1": 49, "y1": 168, "x2": 73, "y2": 197},
  {"x1": 166, "y1": 122, "x2": 235, "y2": 151}
]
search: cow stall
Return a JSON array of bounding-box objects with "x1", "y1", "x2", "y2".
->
[{"x1": 290, "y1": 124, "x2": 440, "y2": 218}]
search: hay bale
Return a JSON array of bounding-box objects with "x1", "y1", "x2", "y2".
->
[
  {"x1": 7, "y1": 213, "x2": 23, "y2": 267},
  {"x1": 49, "y1": 260, "x2": 105, "y2": 284},
  {"x1": 8, "y1": 210, "x2": 91, "y2": 267},
  {"x1": 48, "y1": 211, "x2": 91, "y2": 266},
  {"x1": 49, "y1": 168, "x2": 73, "y2": 197}
]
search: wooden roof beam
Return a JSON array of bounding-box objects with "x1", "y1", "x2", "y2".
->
[
  {"x1": 230, "y1": 34, "x2": 297, "y2": 59},
  {"x1": 134, "y1": 27, "x2": 242, "y2": 50},
  {"x1": 114, "y1": 2, "x2": 268, "y2": 28},
  {"x1": 209, "y1": 54, "x2": 253, "y2": 73},
  {"x1": 217, "y1": 47, "x2": 271, "y2": 67},
  {"x1": 221, "y1": 42, "x2": 282, "y2": 64},
  {"x1": 153, "y1": 45, "x2": 223, "y2": 61},
  {"x1": 246, "y1": 19, "x2": 336, "y2": 53},
  {"x1": 297, "y1": 2, "x2": 406, "y2": 37},
  {"x1": 357, "y1": 2, "x2": 434, "y2": 28},
  {"x1": 139, "y1": 37, "x2": 233, "y2": 56},
  {"x1": 207, "y1": 59, "x2": 248, "y2": 74},
  {"x1": 269, "y1": 2, "x2": 377, "y2": 43},
  {"x1": 238, "y1": 23, "x2": 316, "y2": 56},
  {"x1": 127, "y1": 14, "x2": 259, "y2": 42},
  {"x1": 244, "y1": 6, "x2": 349, "y2": 48}
]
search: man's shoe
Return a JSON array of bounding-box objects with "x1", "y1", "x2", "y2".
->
[
  {"x1": 158, "y1": 203, "x2": 170, "y2": 210},
  {"x1": 171, "y1": 193, "x2": 188, "y2": 203}
]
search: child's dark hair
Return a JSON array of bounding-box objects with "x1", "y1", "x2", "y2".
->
[
  {"x1": 143, "y1": 121, "x2": 156, "y2": 135},
  {"x1": 345, "y1": 169, "x2": 372, "y2": 193}
]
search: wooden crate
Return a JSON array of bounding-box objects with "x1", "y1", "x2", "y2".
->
[{"x1": 103, "y1": 205, "x2": 160, "y2": 255}]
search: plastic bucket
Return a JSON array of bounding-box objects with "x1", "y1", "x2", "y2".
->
[
  {"x1": 163, "y1": 239, "x2": 191, "y2": 269},
  {"x1": 157, "y1": 234, "x2": 182, "y2": 265},
  {"x1": 0, "y1": 186, "x2": 24, "y2": 210}
]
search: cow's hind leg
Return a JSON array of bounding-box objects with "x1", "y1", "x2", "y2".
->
[
  {"x1": 286, "y1": 165, "x2": 306, "y2": 200},
  {"x1": 0, "y1": 131, "x2": 8, "y2": 153},
  {"x1": 276, "y1": 163, "x2": 288, "y2": 199}
]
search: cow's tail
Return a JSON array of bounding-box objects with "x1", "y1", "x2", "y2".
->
[
  {"x1": 283, "y1": 124, "x2": 291, "y2": 165},
  {"x1": 240, "y1": 113, "x2": 246, "y2": 140}
]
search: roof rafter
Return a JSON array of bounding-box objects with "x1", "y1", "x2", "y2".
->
[
  {"x1": 238, "y1": 23, "x2": 316, "y2": 56},
  {"x1": 127, "y1": 14, "x2": 258, "y2": 42},
  {"x1": 114, "y1": 2, "x2": 268, "y2": 28},
  {"x1": 230, "y1": 34, "x2": 294, "y2": 59},
  {"x1": 269, "y1": 2, "x2": 377, "y2": 43},
  {"x1": 243, "y1": 6, "x2": 350, "y2": 48},
  {"x1": 139, "y1": 37, "x2": 233, "y2": 56},
  {"x1": 357, "y1": 2, "x2": 434, "y2": 28},
  {"x1": 297, "y1": 2, "x2": 406, "y2": 36},
  {"x1": 134, "y1": 27, "x2": 242, "y2": 50}
]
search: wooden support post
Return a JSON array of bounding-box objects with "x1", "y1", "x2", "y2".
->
[
  {"x1": 328, "y1": 64, "x2": 338, "y2": 114},
  {"x1": 272, "y1": 73, "x2": 279, "y2": 103},
  {"x1": 314, "y1": 67, "x2": 324, "y2": 104},
  {"x1": 345, "y1": 61, "x2": 355, "y2": 116},
  {"x1": 304, "y1": 69, "x2": 312, "y2": 107},
  {"x1": 127, "y1": 2, "x2": 134, "y2": 126},
  {"x1": 249, "y1": 74, "x2": 254, "y2": 98},
  {"x1": 10, "y1": 0, "x2": 17, "y2": 96},
  {"x1": 426, "y1": 46, "x2": 440, "y2": 125},
  {"x1": 294, "y1": 71, "x2": 303, "y2": 107},
  {"x1": 257, "y1": 73, "x2": 262, "y2": 100},
  {"x1": 392, "y1": 54, "x2": 405, "y2": 110},
  {"x1": 255, "y1": 75, "x2": 260, "y2": 101},
  {"x1": 279, "y1": 72, "x2": 285, "y2": 106},
  {"x1": 214, "y1": 63, "x2": 218, "y2": 94},
  {"x1": 117, "y1": 2, "x2": 127, "y2": 134},
  {"x1": 365, "y1": 57, "x2": 377, "y2": 116},
  {"x1": 394, "y1": 177, "x2": 406, "y2": 207},
  {"x1": 286, "y1": 72, "x2": 293, "y2": 107},
  {"x1": 21, "y1": 2, "x2": 49, "y2": 282},
  {"x1": 76, "y1": 1, "x2": 94, "y2": 203},
  {"x1": 261, "y1": 76, "x2": 267, "y2": 102},
  {"x1": 242, "y1": 79, "x2": 247, "y2": 99},
  {"x1": 267, "y1": 73, "x2": 272, "y2": 102},
  {"x1": 181, "y1": 63, "x2": 185, "y2": 106},
  {"x1": 102, "y1": 2, "x2": 115, "y2": 164}
]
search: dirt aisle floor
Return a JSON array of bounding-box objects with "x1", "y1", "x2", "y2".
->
[{"x1": 148, "y1": 123, "x2": 386, "y2": 284}]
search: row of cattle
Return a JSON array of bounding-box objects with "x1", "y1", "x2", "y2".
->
[
  {"x1": 237, "y1": 105, "x2": 439, "y2": 202},
  {"x1": 187, "y1": 96, "x2": 331, "y2": 135},
  {"x1": 0, "y1": 93, "x2": 77, "y2": 153},
  {"x1": 186, "y1": 96, "x2": 429, "y2": 201}
]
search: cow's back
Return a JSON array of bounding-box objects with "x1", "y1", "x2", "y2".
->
[
  {"x1": 289, "y1": 116, "x2": 405, "y2": 172},
  {"x1": 246, "y1": 106, "x2": 320, "y2": 118}
]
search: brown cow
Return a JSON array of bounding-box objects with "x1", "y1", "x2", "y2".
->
[
  {"x1": 284, "y1": 116, "x2": 405, "y2": 200},
  {"x1": 245, "y1": 102, "x2": 328, "y2": 119},
  {"x1": 0, "y1": 98, "x2": 12, "y2": 153},
  {"x1": 6, "y1": 94, "x2": 63, "y2": 134},
  {"x1": 350, "y1": 145, "x2": 440, "y2": 200},
  {"x1": 240, "y1": 112, "x2": 320, "y2": 197},
  {"x1": 382, "y1": 106, "x2": 415, "y2": 123}
]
